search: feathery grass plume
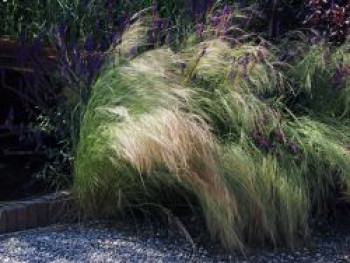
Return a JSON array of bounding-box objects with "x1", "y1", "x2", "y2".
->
[
  {"x1": 74, "y1": 44, "x2": 245, "y2": 251},
  {"x1": 115, "y1": 10, "x2": 162, "y2": 59},
  {"x1": 117, "y1": 19, "x2": 151, "y2": 57},
  {"x1": 222, "y1": 141, "x2": 309, "y2": 248},
  {"x1": 283, "y1": 117, "x2": 350, "y2": 209},
  {"x1": 289, "y1": 42, "x2": 350, "y2": 120},
  {"x1": 191, "y1": 1, "x2": 255, "y2": 44},
  {"x1": 109, "y1": 108, "x2": 243, "y2": 251},
  {"x1": 182, "y1": 39, "x2": 285, "y2": 139},
  {"x1": 184, "y1": 39, "x2": 286, "y2": 94},
  {"x1": 190, "y1": 87, "x2": 280, "y2": 141},
  {"x1": 74, "y1": 47, "x2": 187, "y2": 211}
]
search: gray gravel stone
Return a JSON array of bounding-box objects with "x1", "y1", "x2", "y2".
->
[{"x1": 0, "y1": 221, "x2": 349, "y2": 263}]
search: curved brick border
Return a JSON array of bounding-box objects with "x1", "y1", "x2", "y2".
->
[{"x1": 0, "y1": 191, "x2": 75, "y2": 234}]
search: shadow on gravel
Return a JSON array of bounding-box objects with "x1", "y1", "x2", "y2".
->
[{"x1": 0, "y1": 215, "x2": 349, "y2": 263}]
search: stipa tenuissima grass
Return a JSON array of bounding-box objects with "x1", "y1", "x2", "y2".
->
[{"x1": 75, "y1": 17, "x2": 350, "y2": 252}]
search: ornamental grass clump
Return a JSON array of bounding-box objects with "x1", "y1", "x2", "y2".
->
[
  {"x1": 75, "y1": 13, "x2": 350, "y2": 252},
  {"x1": 183, "y1": 38, "x2": 285, "y2": 140},
  {"x1": 289, "y1": 42, "x2": 350, "y2": 120},
  {"x1": 74, "y1": 42, "x2": 243, "y2": 250},
  {"x1": 221, "y1": 142, "x2": 309, "y2": 247}
]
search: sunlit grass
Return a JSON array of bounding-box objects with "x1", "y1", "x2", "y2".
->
[{"x1": 74, "y1": 18, "x2": 350, "y2": 252}]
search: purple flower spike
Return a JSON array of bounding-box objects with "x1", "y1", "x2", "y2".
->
[
  {"x1": 152, "y1": 1, "x2": 158, "y2": 14},
  {"x1": 288, "y1": 142, "x2": 299, "y2": 155},
  {"x1": 223, "y1": 4, "x2": 231, "y2": 16},
  {"x1": 211, "y1": 16, "x2": 221, "y2": 27},
  {"x1": 259, "y1": 137, "x2": 272, "y2": 151}
]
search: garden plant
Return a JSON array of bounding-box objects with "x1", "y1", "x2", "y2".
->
[{"x1": 1, "y1": 0, "x2": 349, "y2": 253}]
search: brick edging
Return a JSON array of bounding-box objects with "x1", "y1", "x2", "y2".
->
[{"x1": 0, "y1": 191, "x2": 75, "y2": 234}]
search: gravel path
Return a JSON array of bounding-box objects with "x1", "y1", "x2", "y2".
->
[{"x1": 0, "y1": 221, "x2": 349, "y2": 263}]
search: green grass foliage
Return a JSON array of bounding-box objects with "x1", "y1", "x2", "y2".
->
[{"x1": 74, "y1": 18, "x2": 350, "y2": 252}]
